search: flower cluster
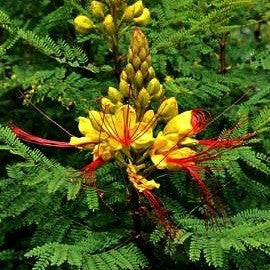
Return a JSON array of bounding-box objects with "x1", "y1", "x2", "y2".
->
[
  {"x1": 73, "y1": 1, "x2": 150, "y2": 35},
  {"x1": 10, "y1": 29, "x2": 253, "y2": 230}
]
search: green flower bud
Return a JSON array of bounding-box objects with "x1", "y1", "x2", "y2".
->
[
  {"x1": 152, "y1": 86, "x2": 164, "y2": 101},
  {"x1": 122, "y1": 5, "x2": 135, "y2": 21},
  {"x1": 138, "y1": 48, "x2": 147, "y2": 60},
  {"x1": 137, "y1": 88, "x2": 150, "y2": 109},
  {"x1": 157, "y1": 97, "x2": 178, "y2": 121},
  {"x1": 74, "y1": 15, "x2": 94, "y2": 34},
  {"x1": 147, "y1": 67, "x2": 155, "y2": 80},
  {"x1": 120, "y1": 70, "x2": 128, "y2": 81},
  {"x1": 140, "y1": 61, "x2": 149, "y2": 76},
  {"x1": 101, "y1": 97, "x2": 116, "y2": 113},
  {"x1": 103, "y1": 15, "x2": 115, "y2": 34},
  {"x1": 132, "y1": 56, "x2": 142, "y2": 70},
  {"x1": 108, "y1": 87, "x2": 123, "y2": 103},
  {"x1": 119, "y1": 79, "x2": 130, "y2": 97},
  {"x1": 125, "y1": 64, "x2": 135, "y2": 80},
  {"x1": 134, "y1": 70, "x2": 144, "y2": 88},
  {"x1": 128, "y1": 49, "x2": 133, "y2": 63},
  {"x1": 147, "y1": 78, "x2": 160, "y2": 95},
  {"x1": 91, "y1": 1, "x2": 105, "y2": 19}
]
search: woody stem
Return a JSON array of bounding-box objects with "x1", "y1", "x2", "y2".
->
[
  {"x1": 131, "y1": 187, "x2": 142, "y2": 240},
  {"x1": 111, "y1": 6, "x2": 121, "y2": 78}
]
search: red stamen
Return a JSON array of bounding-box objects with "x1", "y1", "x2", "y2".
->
[
  {"x1": 185, "y1": 166, "x2": 215, "y2": 216},
  {"x1": 199, "y1": 133, "x2": 255, "y2": 148},
  {"x1": 9, "y1": 123, "x2": 73, "y2": 148},
  {"x1": 143, "y1": 190, "x2": 172, "y2": 231}
]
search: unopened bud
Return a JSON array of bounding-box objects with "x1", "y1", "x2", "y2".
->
[
  {"x1": 132, "y1": 56, "x2": 142, "y2": 70},
  {"x1": 128, "y1": 49, "x2": 133, "y2": 62},
  {"x1": 152, "y1": 86, "x2": 164, "y2": 101},
  {"x1": 134, "y1": 70, "x2": 144, "y2": 88},
  {"x1": 74, "y1": 15, "x2": 94, "y2": 34},
  {"x1": 140, "y1": 61, "x2": 148, "y2": 76},
  {"x1": 133, "y1": 8, "x2": 150, "y2": 26},
  {"x1": 133, "y1": 1, "x2": 144, "y2": 17},
  {"x1": 108, "y1": 87, "x2": 123, "y2": 103},
  {"x1": 120, "y1": 70, "x2": 128, "y2": 81},
  {"x1": 122, "y1": 5, "x2": 135, "y2": 22},
  {"x1": 138, "y1": 48, "x2": 147, "y2": 60},
  {"x1": 147, "y1": 67, "x2": 155, "y2": 80},
  {"x1": 125, "y1": 64, "x2": 135, "y2": 80},
  {"x1": 142, "y1": 110, "x2": 156, "y2": 128},
  {"x1": 119, "y1": 79, "x2": 130, "y2": 97},
  {"x1": 91, "y1": 1, "x2": 104, "y2": 19},
  {"x1": 157, "y1": 97, "x2": 178, "y2": 121},
  {"x1": 101, "y1": 97, "x2": 116, "y2": 113},
  {"x1": 137, "y1": 88, "x2": 150, "y2": 109},
  {"x1": 103, "y1": 15, "x2": 115, "y2": 34},
  {"x1": 147, "y1": 78, "x2": 160, "y2": 95}
]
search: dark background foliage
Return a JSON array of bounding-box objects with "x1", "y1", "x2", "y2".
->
[{"x1": 0, "y1": 0, "x2": 269, "y2": 269}]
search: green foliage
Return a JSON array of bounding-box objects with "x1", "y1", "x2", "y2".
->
[{"x1": 0, "y1": 0, "x2": 270, "y2": 269}]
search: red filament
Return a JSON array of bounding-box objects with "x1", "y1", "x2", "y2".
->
[{"x1": 9, "y1": 123, "x2": 73, "y2": 148}]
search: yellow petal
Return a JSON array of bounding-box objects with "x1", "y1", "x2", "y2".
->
[
  {"x1": 108, "y1": 137, "x2": 123, "y2": 150},
  {"x1": 93, "y1": 143, "x2": 113, "y2": 161},
  {"x1": 168, "y1": 147, "x2": 196, "y2": 160},
  {"x1": 70, "y1": 136, "x2": 95, "y2": 149},
  {"x1": 114, "y1": 105, "x2": 136, "y2": 139},
  {"x1": 131, "y1": 122, "x2": 153, "y2": 150},
  {"x1": 164, "y1": 111, "x2": 193, "y2": 136},
  {"x1": 152, "y1": 131, "x2": 179, "y2": 153},
  {"x1": 150, "y1": 154, "x2": 168, "y2": 170},
  {"x1": 142, "y1": 179, "x2": 160, "y2": 190},
  {"x1": 88, "y1": 110, "x2": 105, "y2": 131},
  {"x1": 78, "y1": 117, "x2": 94, "y2": 136},
  {"x1": 180, "y1": 137, "x2": 198, "y2": 146}
]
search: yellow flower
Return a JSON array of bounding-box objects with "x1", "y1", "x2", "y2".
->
[
  {"x1": 150, "y1": 131, "x2": 196, "y2": 170},
  {"x1": 103, "y1": 105, "x2": 154, "y2": 151},
  {"x1": 127, "y1": 164, "x2": 160, "y2": 192}
]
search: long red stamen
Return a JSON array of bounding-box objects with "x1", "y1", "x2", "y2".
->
[
  {"x1": 143, "y1": 190, "x2": 172, "y2": 231},
  {"x1": 199, "y1": 133, "x2": 255, "y2": 148},
  {"x1": 9, "y1": 123, "x2": 73, "y2": 148},
  {"x1": 185, "y1": 166, "x2": 215, "y2": 216}
]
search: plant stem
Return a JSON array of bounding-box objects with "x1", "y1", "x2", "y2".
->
[
  {"x1": 111, "y1": 5, "x2": 122, "y2": 78},
  {"x1": 219, "y1": 36, "x2": 227, "y2": 74},
  {"x1": 131, "y1": 187, "x2": 143, "y2": 241}
]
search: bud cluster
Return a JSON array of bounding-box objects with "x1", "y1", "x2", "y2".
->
[
  {"x1": 101, "y1": 29, "x2": 174, "y2": 121},
  {"x1": 73, "y1": 0, "x2": 150, "y2": 35},
  {"x1": 121, "y1": 29, "x2": 163, "y2": 109}
]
